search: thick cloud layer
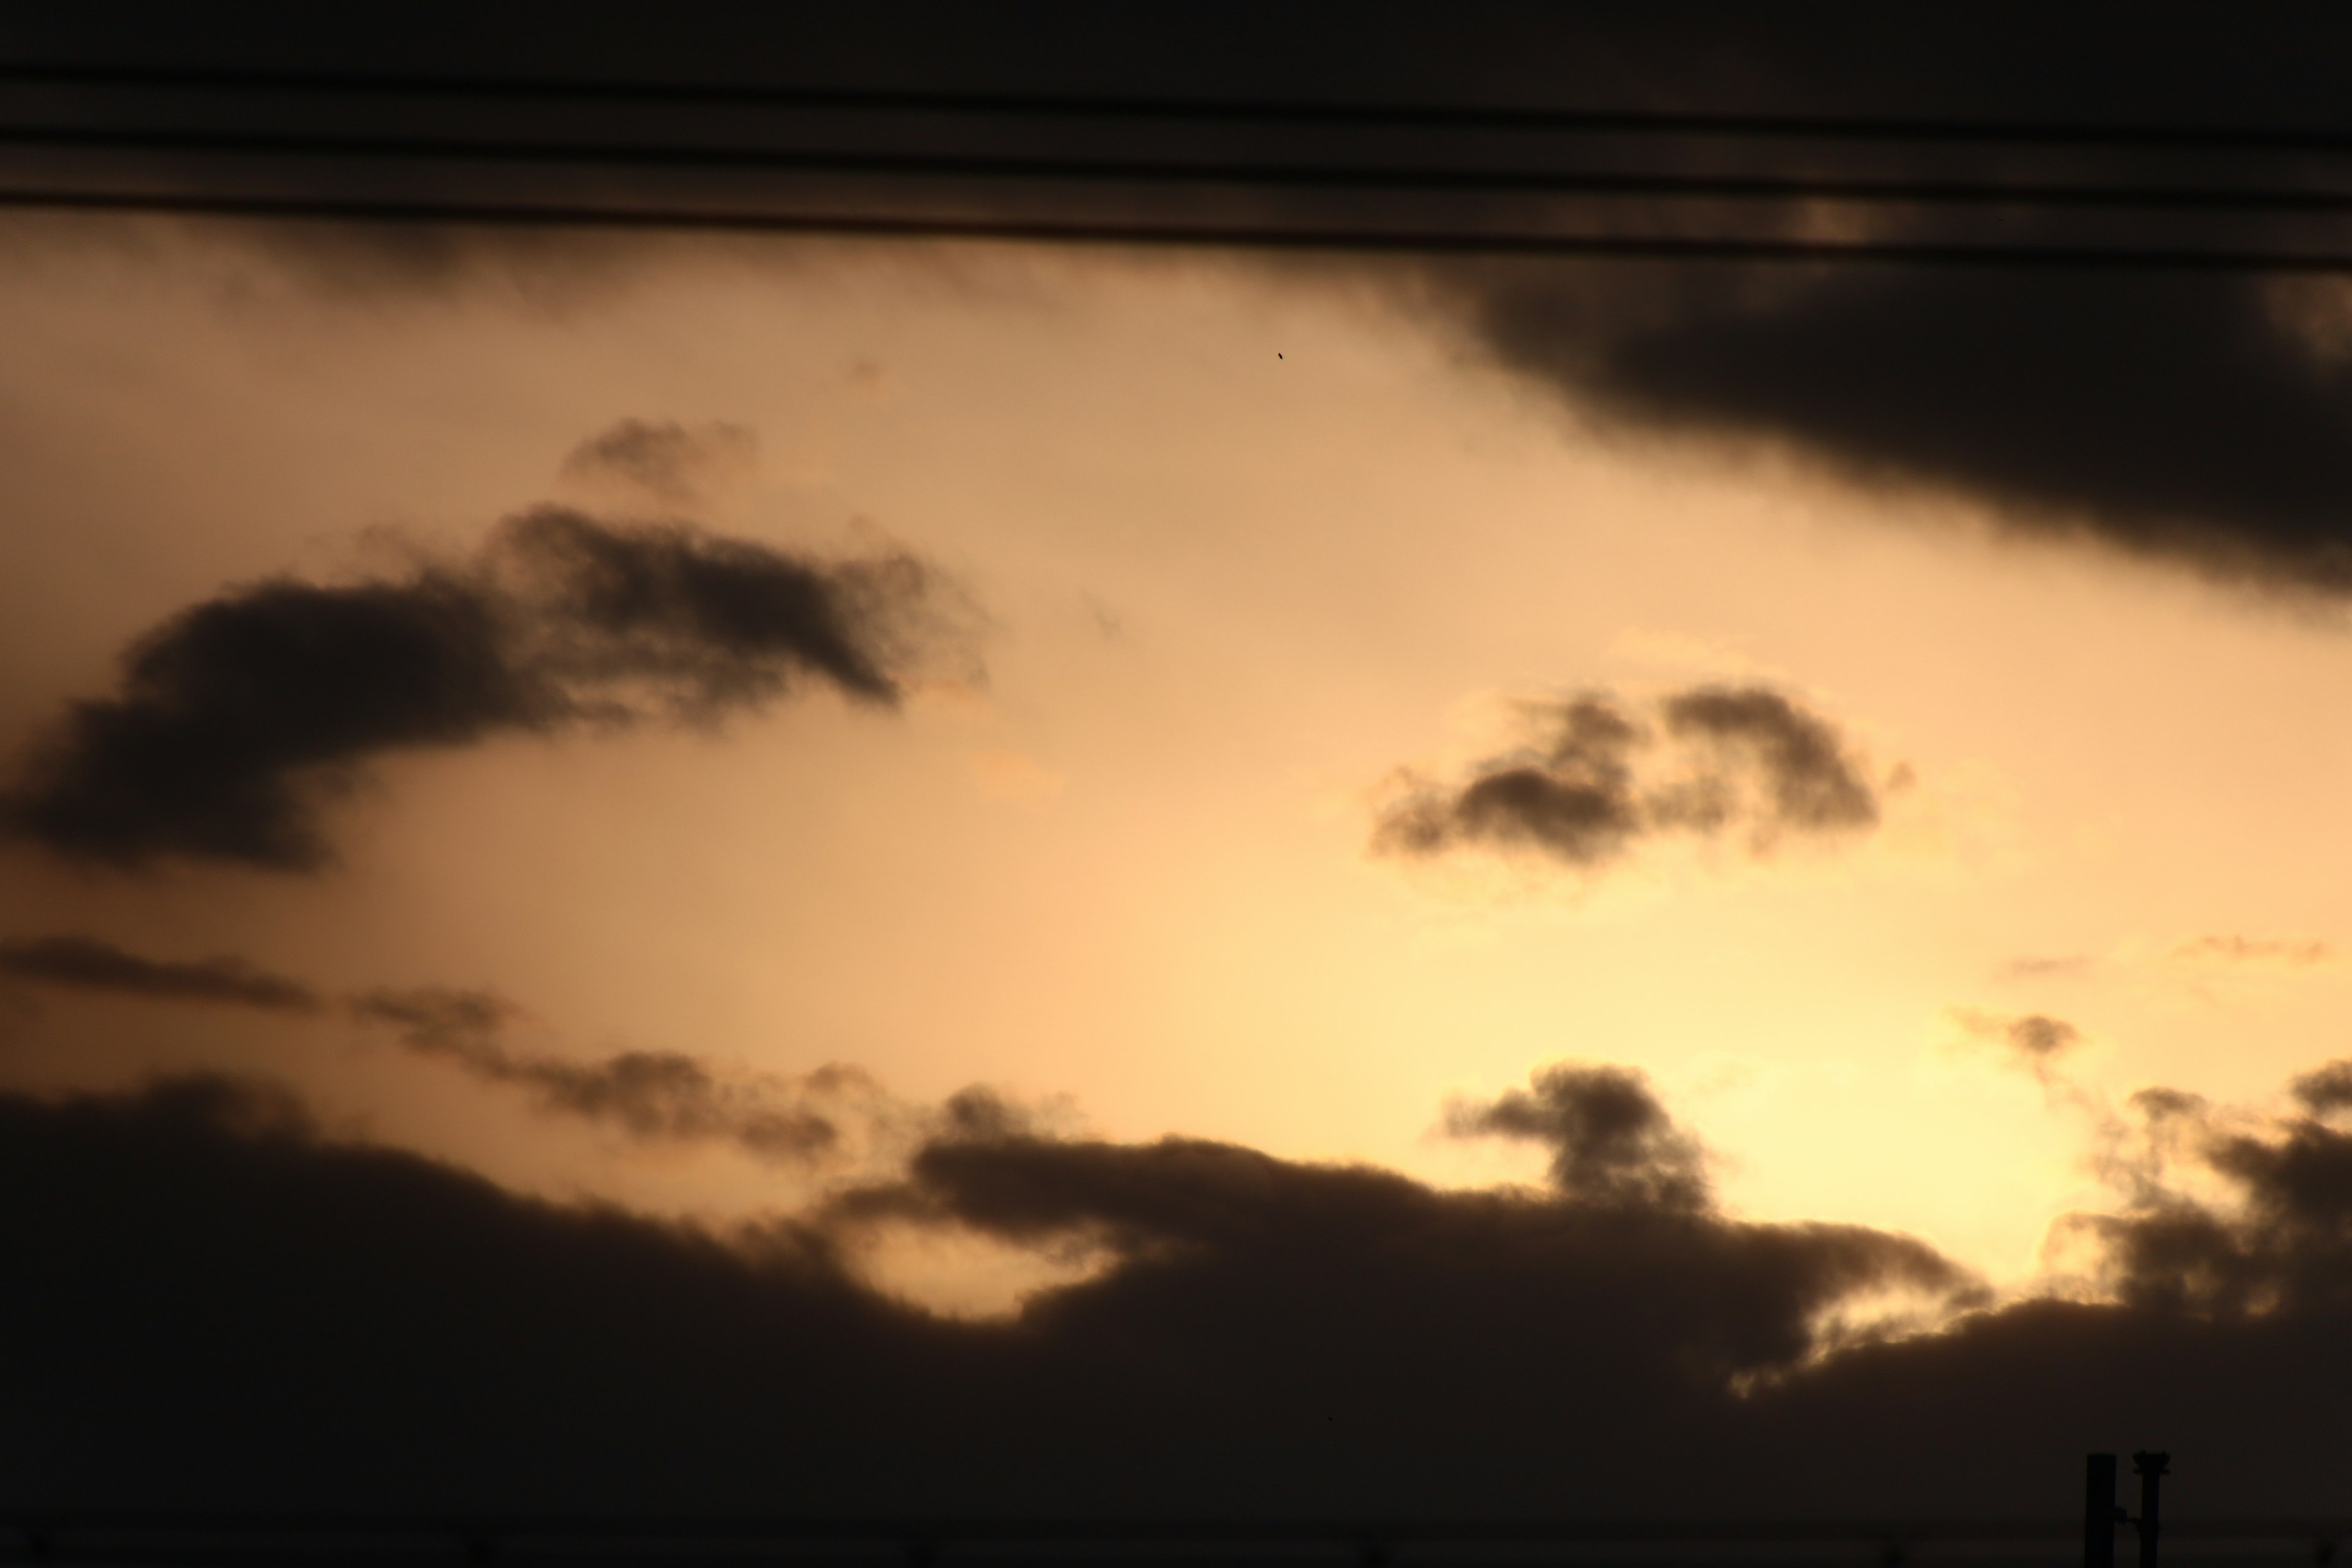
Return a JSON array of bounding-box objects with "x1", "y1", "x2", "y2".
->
[
  {"x1": 9, "y1": 1057, "x2": 2352, "y2": 1518},
  {"x1": 1455, "y1": 266, "x2": 2352, "y2": 591},
  {"x1": 1, "y1": 509, "x2": 945, "y2": 871},
  {"x1": 12, "y1": 7, "x2": 2352, "y2": 591},
  {"x1": 0, "y1": 1066, "x2": 1966, "y2": 1516},
  {"x1": 1378, "y1": 684, "x2": 1883, "y2": 872}
]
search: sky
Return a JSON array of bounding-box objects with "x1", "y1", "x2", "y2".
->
[{"x1": 7, "y1": 0, "x2": 2352, "y2": 1526}]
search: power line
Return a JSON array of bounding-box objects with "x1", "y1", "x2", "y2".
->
[
  {"x1": 12, "y1": 183, "x2": 2352, "y2": 272},
  {"x1": 12, "y1": 121, "x2": 2352, "y2": 217},
  {"x1": 10, "y1": 60, "x2": 2352, "y2": 156}
]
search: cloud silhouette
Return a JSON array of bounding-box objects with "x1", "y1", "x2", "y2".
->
[
  {"x1": 1452, "y1": 265, "x2": 2352, "y2": 593},
  {"x1": 560, "y1": 418, "x2": 760, "y2": 508},
  {"x1": 1377, "y1": 684, "x2": 1883, "y2": 873},
  {"x1": 2055, "y1": 1072, "x2": 2352, "y2": 1324},
  {"x1": 350, "y1": 985, "x2": 888, "y2": 1166},
  {"x1": 1, "y1": 508, "x2": 951, "y2": 871},
  {"x1": 1952, "y1": 1008, "x2": 2083, "y2": 1068},
  {"x1": 0, "y1": 935, "x2": 897, "y2": 1167},
  {"x1": 1659, "y1": 687, "x2": 1880, "y2": 834},
  {"x1": 1445, "y1": 1062, "x2": 1709, "y2": 1211},
  {"x1": 2292, "y1": 1061, "x2": 2352, "y2": 1117},
  {"x1": 13, "y1": 1054, "x2": 2352, "y2": 1518},
  {"x1": 0, "y1": 933, "x2": 323, "y2": 1013},
  {"x1": 17, "y1": 12, "x2": 2352, "y2": 595}
]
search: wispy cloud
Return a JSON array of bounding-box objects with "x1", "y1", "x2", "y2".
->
[
  {"x1": 349, "y1": 985, "x2": 901, "y2": 1167},
  {"x1": 559, "y1": 418, "x2": 760, "y2": 509},
  {"x1": 0, "y1": 933, "x2": 905, "y2": 1169},
  {"x1": 0, "y1": 933, "x2": 322, "y2": 1013},
  {"x1": 2169, "y1": 934, "x2": 2336, "y2": 968}
]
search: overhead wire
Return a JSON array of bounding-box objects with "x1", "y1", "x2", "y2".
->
[
  {"x1": 12, "y1": 186, "x2": 2352, "y2": 273},
  {"x1": 10, "y1": 59, "x2": 2352, "y2": 268},
  {"x1": 11, "y1": 59, "x2": 2352, "y2": 154},
  {"x1": 10, "y1": 120, "x2": 2352, "y2": 216}
]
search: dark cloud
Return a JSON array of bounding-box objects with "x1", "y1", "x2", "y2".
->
[
  {"x1": 1444, "y1": 1062, "x2": 1709, "y2": 1211},
  {"x1": 0, "y1": 930, "x2": 895, "y2": 1167},
  {"x1": 560, "y1": 419, "x2": 760, "y2": 508},
  {"x1": 1379, "y1": 17, "x2": 2352, "y2": 595},
  {"x1": 15, "y1": 1057, "x2": 2352, "y2": 1517},
  {"x1": 1376, "y1": 684, "x2": 1882, "y2": 872},
  {"x1": 349, "y1": 985, "x2": 884, "y2": 1166},
  {"x1": 4, "y1": 570, "x2": 531, "y2": 871},
  {"x1": 1953, "y1": 1007, "x2": 2083, "y2": 1066},
  {"x1": 1659, "y1": 687, "x2": 1879, "y2": 834},
  {"x1": 2009, "y1": 1016, "x2": 2081, "y2": 1060},
  {"x1": 10, "y1": 10, "x2": 2352, "y2": 590},
  {"x1": 2128, "y1": 1086, "x2": 2211, "y2": 1125},
  {"x1": 2290, "y1": 1061, "x2": 2352, "y2": 1117},
  {"x1": 1, "y1": 507, "x2": 951, "y2": 871},
  {"x1": 498, "y1": 507, "x2": 918, "y2": 711},
  {"x1": 1377, "y1": 696, "x2": 1646, "y2": 865},
  {"x1": 1453, "y1": 266, "x2": 2352, "y2": 593},
  {"x1": 0, "y1": 933, "x2": 322, "y2": 1013},
  {"x1": 2056, "y1": 1076, "x2": 2352, "y2": 1324}
]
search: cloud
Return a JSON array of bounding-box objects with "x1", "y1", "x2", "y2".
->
[
  {"x1": 1368, "y1": 20, "x2": 2352, "y2": 597},
  {"x1": 1444, "y1": 1062, "x2": 1709, "y2": 1211},
  {"x1": 19, "y1": 1055, "x2": 2352, "y2": 1517},
  {"x1": 0, "y1": 932, "x2": 899, "y2": 1169},
  {"x1": 829, "y1": 1066, "x2": 1972, "y2": 1436},
  {"x1": 1448, "y1": 264, "x2": 2352, "y2": 594},
  {"x1": 1376, "y1": 683, "x2": 1883, "y2": 873},
  {"x1": 2053, "y1": 1069, "x2": 2352, "y2": 1322},
  {"x1": 559, "y1": 418, "x2": 760, "y2": 508},
  {"x1": 1998, "y1": 954, "x2": 2094, "y2": 981},
  {"x1": 17, "y1": 13, "x2": 2352, "y2": 597},
  {"x1": 1951, "y1": 1007, "x2": 2083, "y2": 1068},
  {"x1": 0, "y1": 933, "x2": 323, "y2": 1013},
  {"x1": 1, "y1": 506, "x2": 955, "y2": 871},
  {"x1": 1659, "y1": 687, "x2": 1880, "y2": 832},
  {"x1": 2171, "y1": 935, "x2": 2336, "y2": 968},
  {"x1": 2290, "y1": 1061, "x2": 2352, "y2": 1117},
  {"x1": 349, "y1": 985, "x2": 891, "y2": 1166}
]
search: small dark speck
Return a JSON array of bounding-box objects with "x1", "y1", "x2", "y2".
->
[{"x1": 1278, "y1": 352, "x2": 1284, "y2": 359}]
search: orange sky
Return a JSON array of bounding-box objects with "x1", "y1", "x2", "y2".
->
[{"x1": 5, "y1": 220, "x2": 2350, "y2": 1307}]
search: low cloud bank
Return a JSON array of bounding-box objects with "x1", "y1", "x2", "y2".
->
[{"x1": 7, "y1": 1052, "x2": 2352, "y2": 1517}]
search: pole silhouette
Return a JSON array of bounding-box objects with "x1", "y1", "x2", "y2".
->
[
  {"x1": 2135, "y1": 1452, "x2": 2169, "y2": 1568},
  {"x1": 2086, "y1": 1454, "x2": 2118, "y2": 1568}
]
